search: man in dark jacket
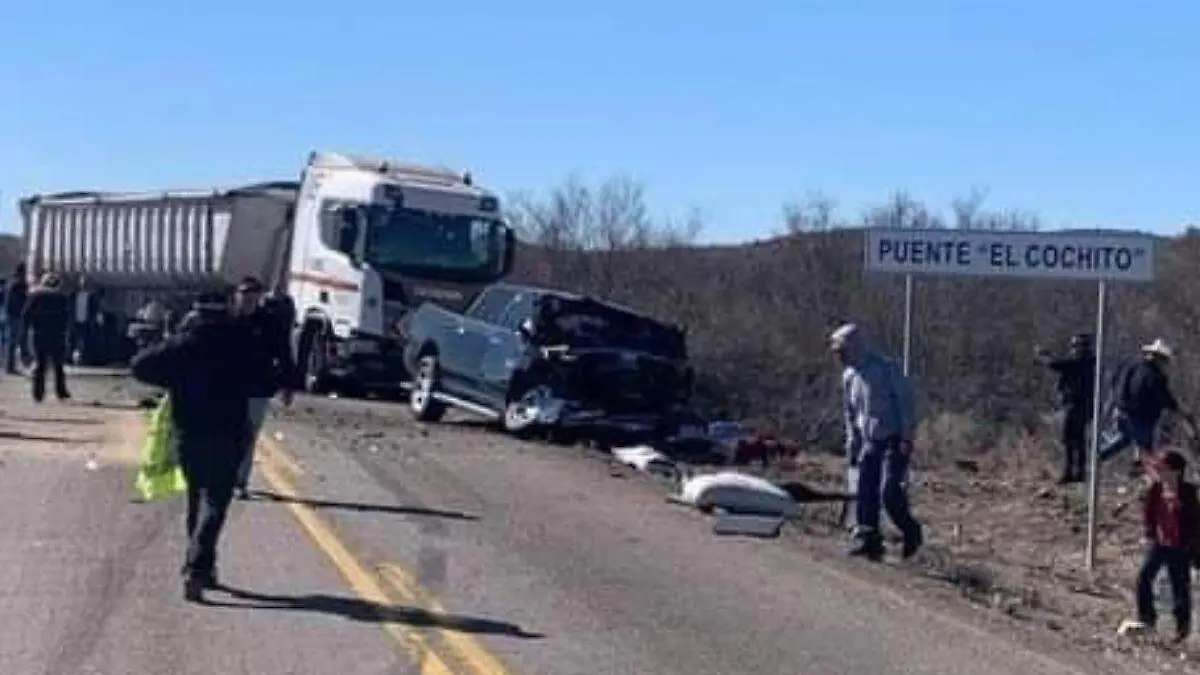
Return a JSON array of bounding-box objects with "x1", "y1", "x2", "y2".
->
[
  {"x1": 230, "y1": 277, "x2": 298, "y2": 499},
  {"x1": 1036, "y1": 334, "x2": 1096, "y2": 485},
  {"x1": 4, "y1": 263, "x2": 29, "y2": 373},
  {"x1": 130, "y1": 291, "x2": 269, "y2": 601},
  {"x1": 1099, "y1": 339, "x2": 1197, "y2": 476},
  {"x1": 22, "y1": 273, "x2": 72, "y2": 402}
]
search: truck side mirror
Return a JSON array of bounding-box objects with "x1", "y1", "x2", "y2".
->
[
  {"x1": 502, "y1": 228, "x2": 516, "y2": 274},
  {"x1": 517, "y1": 317, "x2": 536, "y2": 341},
  {"x1": 336, "y1": 207, "x2": 360, "y2": 256}
]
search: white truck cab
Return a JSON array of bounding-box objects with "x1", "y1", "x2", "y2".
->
[{"x1": 289, "y1": 151, "x2": 516, "y2": 394}]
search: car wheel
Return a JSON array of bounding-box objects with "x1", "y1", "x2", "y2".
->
[
  {"x1": 301, "y1": 328, "x2": 332, "y2": 395},
  {"x1": 409, "y1": 355, "x2": 448, "y2": 422},
  {"x1": 503, "y1": 384, "x2": 556, "y2": 439}
]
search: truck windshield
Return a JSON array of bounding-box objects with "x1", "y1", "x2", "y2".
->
[{"x1": 365, "y1": 206, "x2": 510, "y2": 283}]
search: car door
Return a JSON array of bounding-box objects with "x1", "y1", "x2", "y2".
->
[
  {"x1": 439, "y1": 287, "x2": 512, "y2": 395},
  {"x1": 478, "y1": 292, "x2": 536, "y2": 406}
]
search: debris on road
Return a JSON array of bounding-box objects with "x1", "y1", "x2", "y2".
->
[
  {"x1": 612, "y1": 445, "x2": 676, "y2": 477},
  {"x1": 671, "y1": 470, "x2": 799, "y2": 518},
  {"x1": 712, "y1": 512, "x2": 785, "y2": 538}
]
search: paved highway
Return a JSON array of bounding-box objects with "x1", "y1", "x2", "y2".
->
[{"x1": 0, "y1": 372, "x2": 1148, "y2": 675}]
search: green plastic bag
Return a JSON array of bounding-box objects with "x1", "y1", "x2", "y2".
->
[{"x1": 133, "y1": 395, "x2": 187, "y2": 500}]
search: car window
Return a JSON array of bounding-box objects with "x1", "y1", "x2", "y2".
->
[
  {"x1": 466, "y1": 287, "x2": 515, "y2": 324},
  {"x1": 497, "y1": 292, "x2": 535, "y2": 331}
]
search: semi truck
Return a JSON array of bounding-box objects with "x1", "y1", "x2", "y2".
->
[{"x1": 20, "y1": 150, "x2": 517, "y2": 396}]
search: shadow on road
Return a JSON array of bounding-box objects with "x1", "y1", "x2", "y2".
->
[
  {"x1": 253, "y1": 490, "x2": 480, "y2": 521},
  {"x1": 4, "y1": 416, "x2": 103, "y2": 426},
  {"x1": 207, "y1": 585, "x2": 545, "y2": 639},
  {"x1": 0, "y1": 430, "x2": 100, "y2": 443}
]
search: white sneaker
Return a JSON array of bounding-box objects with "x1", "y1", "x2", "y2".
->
[{"x1": 1117, "y1": 619, "x2": 1151, "y2": 637}]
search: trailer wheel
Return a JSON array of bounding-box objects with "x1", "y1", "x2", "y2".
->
[{"x1": 299, "y1": 325, "x2": 332, "y2": 395}]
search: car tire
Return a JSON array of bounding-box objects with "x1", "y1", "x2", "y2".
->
[
  {"x1": 503, "y1": 384, "x2": 555, "y2": 439},
  {"x1": 301, "y1": 327, "x2": 332, "y2": 395},
  {"x1": 409, "y1": 355, "x2": 448, "y2": 422}
]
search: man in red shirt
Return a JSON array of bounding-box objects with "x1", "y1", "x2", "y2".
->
[{"x1": 1128, "y1": 451, "x2": 1200, "y2": 642}]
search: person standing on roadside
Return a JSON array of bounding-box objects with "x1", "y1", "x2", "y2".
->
[
  {"x1": 1036, "y1": 334, "x2": 1096, "y2": 485},
  {"x1": 830, "y1": 322, "x2": 923, "y2": 562},
  {"x1": 1099, "y1": 339, "x2": 1197, "y2": 478},
  {"x1": 130, "y1": 291, "x2": 268, "y2": 601},
  {"x1": 1119, "y1": 450, "x2": 1200, "y2": 643},
  {"x1": 4, "y1": 263, "x2": 29, "y2": 373},
  {"x1": 230, "y1": 276, "x2": 298, "y2": 500},
  {"x1": 22, "y1": 273, "x2": 72, "y2": 402}
]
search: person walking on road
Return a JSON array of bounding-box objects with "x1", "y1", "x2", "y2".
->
[
  {"x1": 4, "y1": 263, "x2": 29, "y2": 374},
  {"x1": 830, "y1": 322, "x2": 923, "y2": 562},
  {"x1": 22, "y1": 273, "x2": 72, "y2": 402},
  {"x1": 1098, "y1": 339, "x2": 1197, "y2": 478},
  {"x1": 1120, "y1": 450, "x2": 1200, "y2": 643},
  {"x1": 231, "y1": 276, "x2": 298, "y2": 500},
  {"x1": 130, "y1": 291, "x2": 269, "y2": 602},
  {"x1": 1036, "y1": 334, "x2": 1096, "y2": 485}
]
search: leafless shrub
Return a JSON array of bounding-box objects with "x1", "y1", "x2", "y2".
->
[{"x1": 507, "y1": 178, "x2": 1192, "y2": 458}]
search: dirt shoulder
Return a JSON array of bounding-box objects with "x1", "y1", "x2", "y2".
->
[{"x1": 771, "y1": 447, "x2": 1199, "y2": 675}]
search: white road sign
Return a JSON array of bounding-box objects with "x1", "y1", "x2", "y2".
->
[{"x1": 864, "y1": 228, "x2": 1156, "y2": 282}]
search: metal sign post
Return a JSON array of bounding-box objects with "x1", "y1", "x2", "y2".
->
[
  {"x1": 863, "y1": 228, "x2": 1155, "y2": 571},
  {"x1": 1085, "y1": 280, "x2": 1107, "y2": 570},
  {"x1": 902, "y1": 274, "x2": 913, "y2": 376}
]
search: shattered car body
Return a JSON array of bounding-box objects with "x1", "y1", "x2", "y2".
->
[{"x1": 400, "y1": 283, "x2": 695, "y2": 441}]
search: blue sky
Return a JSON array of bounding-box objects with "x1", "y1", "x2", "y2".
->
[{"x1": 2, "y1": 0, "x2": 1197, "y2": 243}]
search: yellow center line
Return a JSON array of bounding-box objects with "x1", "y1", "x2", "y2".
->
[
  {"x1": 378, "y1": 563, "x2": 515, "y2": 675},
  {"x1": 257, "y1": 442, "x2": 458, "y2": 675},
  {"x1": 257, "y1": 434, "x2": 305, "y2": 476}
]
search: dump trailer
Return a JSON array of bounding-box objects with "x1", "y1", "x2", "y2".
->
[{"x1": 20, "y1": 150, "x2": 517, "y2": 395}]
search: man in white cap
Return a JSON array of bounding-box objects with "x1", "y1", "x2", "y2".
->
[
  {"x1": 1099, "y1": 338, "x2": 1197, "y2": 476},
  {"x1": 830, "y1": 322, "x2": 923, "y2": 561}
]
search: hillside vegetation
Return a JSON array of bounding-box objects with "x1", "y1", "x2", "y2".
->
[{"x1": 506, "y1": 177, "x2": 1200, "y2": 457}]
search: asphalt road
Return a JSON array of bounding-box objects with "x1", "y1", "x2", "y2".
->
[{"x1": 0, "y1": 371, "x2": 1149, "y2": 675}]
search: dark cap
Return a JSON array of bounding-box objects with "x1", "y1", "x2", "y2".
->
[
  {"x1": 236, "y1": 276, "x2": 264, "y2": 293},
  {"x1": 1163, "y1": 450, "x2": 1188, "y2": 472}
]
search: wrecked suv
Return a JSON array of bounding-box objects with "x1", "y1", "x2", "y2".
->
[{"x1": 399, "y1": 283, "x2": 694, "y2": 442}]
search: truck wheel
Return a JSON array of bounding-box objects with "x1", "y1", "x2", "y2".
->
[
  {"x1": 503, "y1": 384, "x2": 554, "y2": 439},
  {"x1": 301, "y1": 328, "x2": 332, "y2": 395},
  {"x1": 409, "y1": 355, "x2": 448, "y2": 422}
]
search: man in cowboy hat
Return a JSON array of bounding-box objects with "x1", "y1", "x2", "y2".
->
[
  {"x1": 830, "y1": 322, "x2": 923, "y2": 562},
  {"x1": 1099, "y1": 338, "x2": 1197, "y2": 475},
  {"x1": 1036, "y1": 333, "x2": 1096, "y2": 485},
  {"x1": 22, "y1": 272, "x2": 72, "y2": 402}
]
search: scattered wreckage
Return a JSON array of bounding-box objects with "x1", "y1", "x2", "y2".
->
[{"x1": 399, "y1": 283, "x2": 695, "y2": 443}]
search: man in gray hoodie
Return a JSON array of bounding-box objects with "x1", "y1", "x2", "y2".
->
[{"x1": 830, "y1": 323, "x2": 923, "y2": 561}]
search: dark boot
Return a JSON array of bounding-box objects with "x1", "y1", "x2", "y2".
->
[
  {"x1": 183, "y1": 575, "x2": 205, "y2": 602},
  {"x1": 847, "y1": 535, "x2": 885, "y2": 562},
  {"x1": 902, "y1": 523, "x2": 924, "y2": 559}
]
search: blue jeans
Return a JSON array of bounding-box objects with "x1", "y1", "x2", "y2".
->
[
  {"x1": 1137, "y1": 544, "x2": 1192, "y2": 634},
  {"x1": 852, "y1": 436, "x2": 921, "y2": 544},
  {"x1": 1098, "y1": 412, "x2": 1156, "y2": 463},
  {"x1": 5, "y1": 317, "x2": 24, "y2": 372},
  {"x1": 235, "y1": 398, "x2": 271, "y2": 489}
]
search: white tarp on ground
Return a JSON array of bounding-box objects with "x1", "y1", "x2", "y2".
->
[{"x1": 675, "y1": 471, "x2": 798, "y2": 517}]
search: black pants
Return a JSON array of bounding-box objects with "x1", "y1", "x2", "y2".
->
[
  {"x1": 1137, "y1": 543, "x2": 1193, "y2": 635},
  {"x1": 31, "y1": 337, "x2": 68, "y2": 401},
  {"x1": 1061, "y1": 407, "x2": 1090, "y2": 480},
  {"x1": 177, "y1": 433, "x2": 247, "y2": 578}
]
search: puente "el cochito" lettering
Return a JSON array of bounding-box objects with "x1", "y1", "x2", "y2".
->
[{"x1": 876, "y1": 238, "x2": 1136, "y2": 271}]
